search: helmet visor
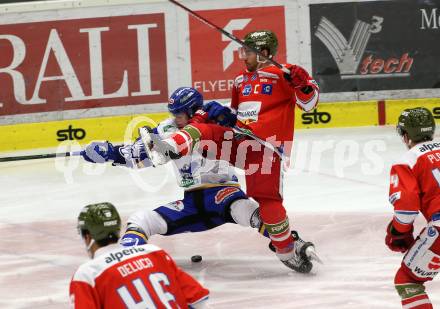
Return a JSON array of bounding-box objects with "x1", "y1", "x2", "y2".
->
[
  {"x1": 396, "y1": 124, "x2": 405, "y2": 137},
  {"x1": 238, "y1": 46, "x2": 256, "y2": 60}
]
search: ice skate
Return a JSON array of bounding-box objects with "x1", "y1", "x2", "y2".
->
[{"x1": 269, "y1": 231, "x2": 321, "y2": 273}]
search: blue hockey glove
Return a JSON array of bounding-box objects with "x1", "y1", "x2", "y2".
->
[
  {"x1": 81, "y1": 141, "x2": 117, "y2": 163},
  {"x1": 203, "y1": 101, "x2": 237, "y2": 127}
]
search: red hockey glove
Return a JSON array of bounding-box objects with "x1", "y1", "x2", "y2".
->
[
  {"x1": 385, "y1": 221, "x2": 414, "y2": 253},
  {"x1": 288, "y1": 65, "x2": 310, "y2": 88}
]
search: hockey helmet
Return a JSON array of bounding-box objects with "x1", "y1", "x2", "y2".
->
[
  {"x1": 77, "y1": 202, "x2": 121, "y2": 242},
  {"x1": 168, "y1": 87, "x2": 203, "y2": 118},
  {"x1": 243, "y1": 30, "x2": 279, "y2": 57},
  {"x1": 396, "y1": 107, "x2": 435, "y2": 143}
]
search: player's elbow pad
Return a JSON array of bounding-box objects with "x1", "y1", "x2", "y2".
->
[{"x1": 120, "y1": 227, "x2": 148, "y2": 247}]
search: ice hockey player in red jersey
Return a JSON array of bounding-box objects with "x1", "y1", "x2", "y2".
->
[
  {"x1": 386, "y1": 107, "x2": 440, "y2": 309},
  {"x1": 69, "y1": 202, "x2": 209, "y2": 309},
  {"x1": 142, "y1": 30, "x2": 320, "y2": 273}
]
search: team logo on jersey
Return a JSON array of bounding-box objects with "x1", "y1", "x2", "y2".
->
[
  {"x1": 237, "y1": 101, "x2": 261, "y2": 123},
  {"x1": 164, "y1": 200, "x2": 184, "y2": 211},
  {"x1": 104, "y1": 247, "x2": 146, "y2": 264},
  {"x1": 261, "y1": 84, "x2": 273, "y2": 95},
  {"x1": 215, "y1": 187, "x2": 240, "y2": 204},
  {"x1": 428, "y1": 226, "x2": 437, "y2": 237},
  {"x1": 419, "y1": 142, "x2": 440, "y2": 153},
  {"x1": 251, "y1": 73, "x2": 258, "y2": 81},
  {"x1": 243, "y1": 75, "x2": 249, "y2": 82},
  {"x1": 242, "y1": 84, "x2": 252, "y2": 96}
]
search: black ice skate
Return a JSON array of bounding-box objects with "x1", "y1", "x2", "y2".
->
[{"x1": 269, "y1": 231, "x2": 321, "y2": 274}]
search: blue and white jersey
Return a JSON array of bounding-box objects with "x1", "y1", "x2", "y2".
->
[{"x1": 115, "y1": 118, "x2": 239, "y2": 191}]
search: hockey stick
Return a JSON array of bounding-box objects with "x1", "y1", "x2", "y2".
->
[
  {"x1": 0, "y1": 151, "x2": 82, "y2": 163},
  {"x1": 232, "y1": 126, "x2": 283, "y2": 159},
  {"x1": 168, "y1": 0, "x2": 291, "y2": 77},
  {"x1": 215, "y1": 113, "x2": 284, "y2": 158}
]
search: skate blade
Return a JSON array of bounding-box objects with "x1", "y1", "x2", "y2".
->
[{"x1": 305, "y1": 246, "x2": 323, "y2": 264}]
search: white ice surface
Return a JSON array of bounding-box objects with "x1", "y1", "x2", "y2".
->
[{"x1": 0, "y1": 126, "x2": 439, "y2": 308}]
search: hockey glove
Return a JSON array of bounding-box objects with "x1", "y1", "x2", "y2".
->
[
  {"x1": 81, "y1": 141, "x2": 117, "y2": 163},
  {"x1": 288, "y1": 65, "x2": 310, "y2": 89},
  {"x1": 385, "y1": 221, "x2": 414, "y2": 253},
  {"x1": 203, "y1": 101, "x2": 237, "y2": 127}
]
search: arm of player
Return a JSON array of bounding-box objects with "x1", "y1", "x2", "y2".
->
[
  {"x1": 69, "y1": 279, "x2": 100, "y2": 309},
  {"x1": 81, "y1": 138, "x2": 154, "y2": 169},
  {"x1": 385, "y1": 164, "x2": 419, "y2": 252},
  {"x1": 389, "y1": 164, "x2": 421, "y2": 232},
  {"x1": 113, "y1": 137, "x2": 154, "y2": 168},
  {"x1": 165, "y1": 253, "x2": 209, "y2": 307},
  {"x1": 189, "y1": 109, "x2": 210, "y2": 124},
  {"x1": 202, "y1": 101, "x2": 237, "y2": 127},
  {"x1": 287, "y1": 65, "x2": 320, "y2": 112}
]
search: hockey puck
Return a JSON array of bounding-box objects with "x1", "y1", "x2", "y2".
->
[{"x1": 191, "y1": 255, "x2": 202, "y2": 263}]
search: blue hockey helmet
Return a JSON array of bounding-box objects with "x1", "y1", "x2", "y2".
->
[{"x1": 168, "y1": 87, "x2": 203, "y2": 118}]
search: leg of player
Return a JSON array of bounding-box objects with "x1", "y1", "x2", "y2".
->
[
  {"x1": 229, "y1": 198, "x2": 268, "y2": 237},
  {"x1": 257, "y1": 198, "x2": 315, "y2": 273},
  {"x1": 120, "y1": 209, "x2": 168, "y2": 246},
  {"x1": 395, "y1": 268, "x2": 433, "y2": 309},
  {"x1": 246, "y1": 151, "x2": 320, "y2": 273},
  {"x1": 140, "y1": 122, "x2": 321, "y2": 272},
  {"x1": 394, "y1": 220, "x2": 440, "y2": 308}
]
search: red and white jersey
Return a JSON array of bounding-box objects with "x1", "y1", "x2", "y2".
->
[
  {"x1": 231, "y1": 64, "x2": 319, "y2": 143},
  {"x1": 389, "y1": 141, "x2": 440, "y2": 232},
  {"x1": 70, "y1": 244, "x2": 209, "y2": 309}
]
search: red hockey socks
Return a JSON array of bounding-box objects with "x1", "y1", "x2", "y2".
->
[
  {"x1": 258, "y1": 198, "x2": 294, "y2": 259},
  {"x1": 395, "y1": 267, "x2": 433, "y2": 309}
]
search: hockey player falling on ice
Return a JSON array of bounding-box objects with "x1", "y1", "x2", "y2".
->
[
  {"x1": 81, "y1": 87, "x2": 314, "y2": 273},
  {"x1": 70, "y1": 202, "x2": 209, "y2": 309},
  {"x1": 140, "y1": 30, "x2": 320, "y2": 272},
  {"x1": 386, "y1": 107, "x2": 440, "y2": 309}
]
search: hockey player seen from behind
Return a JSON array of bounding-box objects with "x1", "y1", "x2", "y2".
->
[
  {"x1": 81, "y1": 87, "x2": 315, "y2": 274},
  {"x1": 142, "y1": 30, "x2": 320, "y2": 272},
  {"x1": 386, "y1": 108, "x2": 440, "y2": 309},
  {"x1": 69, "y1": 202, "x2": 209, "y2": 309}
]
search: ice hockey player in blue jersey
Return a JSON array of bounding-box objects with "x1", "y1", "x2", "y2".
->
[{"x1": 81, "y1": 87, "x2": 315, "y2": 274}]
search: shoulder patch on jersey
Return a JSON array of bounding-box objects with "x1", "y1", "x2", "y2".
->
[
  {"x1": 261, "y1": 84, "x2": 273, "y2": 95},
  {"x1": 234, "y1": 75, "x2": 244, "y2": 88},
  {"x1": 242, "y1": 84, "x2": 252, "y2": 96}
]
